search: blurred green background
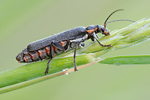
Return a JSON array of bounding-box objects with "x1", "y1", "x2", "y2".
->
[{"x1": 1, "y1": 0, "x2": 150, "y2": 100}]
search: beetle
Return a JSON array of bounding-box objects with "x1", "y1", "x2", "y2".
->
[{"x1": 16, "y1": 9, "x2": 133, "y2": 75}]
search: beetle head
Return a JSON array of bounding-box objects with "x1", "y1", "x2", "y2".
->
[{"x1": 97, "y1": 25, "x2": 110, "y2": 36}]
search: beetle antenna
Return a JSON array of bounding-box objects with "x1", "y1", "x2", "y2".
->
[
  {"x1": 104, "y1": 9, "x2": 124, "y2": 31},
  {"x1": 107, "y1": 19, "x2": 135, "y2": 24}
]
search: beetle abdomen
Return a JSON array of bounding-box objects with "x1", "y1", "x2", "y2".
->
[
  {"x1": 23, "y1": 47, "x2": 50, "y2": 63},
  {"x1": 16, "y1": 41, "x2": 68, "y2": 63}
]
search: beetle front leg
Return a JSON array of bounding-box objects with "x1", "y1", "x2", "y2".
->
[
  {"x1": 95, "y1": 37, "x2": 112, "y2": 47},
  {"x1": 93, "y1": 33, "x2": 112, "y2": 47}
]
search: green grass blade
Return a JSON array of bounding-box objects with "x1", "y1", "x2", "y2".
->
[
  {"x1": 81, "y1": 18, "x2": 150, "y2": 54},
  {"x1": 0, "y1": 54, "x2": 94, "y2": 89},
  {"x1": 0, "y1": 59, "x2": 100, "y2": 94},
  {"x1": 99, "y1": 55, "x2": 150, "y2": 65}
]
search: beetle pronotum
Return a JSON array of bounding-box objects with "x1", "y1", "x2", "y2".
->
[{"x1": 16, "y1": 9, "x2": 134, "y2": 75}]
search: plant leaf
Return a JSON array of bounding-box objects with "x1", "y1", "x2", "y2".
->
[{"x1": 99, "y1": 55, "x2": 150, "y2": 65}]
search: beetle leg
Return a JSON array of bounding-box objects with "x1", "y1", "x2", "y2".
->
[
  {"x1": 74, "y1": 46, "x2": 78, "y2": 71},
  {"x1": 79, "y1": 42, "x2": 85, "y2": 48},
  {"x1": 73, "y1": 42, "x2": 81, "y2": 71},
  {"x1": 96, "y1": 34, "x2": 100, "y2": 39},
  {"x1": 95, "y1": 36, "x2": 112, "y2": 47},
  {"x1": 45, "y1": 58, "x2": 52, "y2": 75},
  {"x1": 52, "y1": 40, "x2": 65, "y2": 51},
  {"x1": 45, "y1": 44, "x2": 53, "y2": 75},
  {"x1": 93, "y1": 33, "x2": 112, "y2": 47},
  {"x1": 64, "y1": 40, "x2": 70, "y2": 51}
]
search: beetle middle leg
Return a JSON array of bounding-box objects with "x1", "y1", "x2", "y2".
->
[
  {"x1": 74, "y1": 47, "x2": 78, "y2": 71},
  {"x1": 72, "y1": 42, "x2": 81, "y2": 71}
]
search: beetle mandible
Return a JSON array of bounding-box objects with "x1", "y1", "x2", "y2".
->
[{"x1": 16, "y1": 9, "x2": 132, "y2": 75}]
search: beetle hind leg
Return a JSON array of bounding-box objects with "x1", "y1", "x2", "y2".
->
[
  {"x1": 52, "y1": 40, "x2": 65, "y2": 51},
  {"x1": 45, "y1": 44, "x2": 53, "y2": 75},
  {"x1": 45, "y1": 58, "x2": 52, "y2": 75}
]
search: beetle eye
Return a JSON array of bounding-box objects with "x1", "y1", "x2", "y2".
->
[
  {"x1": 101, "y1": 28, "x2": 104, "y2": 33},
  {"x1": 101, "y1": 27, "x2": 110, "y2": 36}
]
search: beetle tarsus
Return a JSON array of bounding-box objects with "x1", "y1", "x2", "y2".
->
[
  {"x1": 74, "y1": 67, "x2": 78, "y2": 71},
  {"x1": 101, "y1": 44, "x2": 112, "y2": 47}
]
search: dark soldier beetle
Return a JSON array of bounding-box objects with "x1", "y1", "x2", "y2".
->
[{"x1": 16, "y1": 9, "x2": 134, "y2": 75}]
